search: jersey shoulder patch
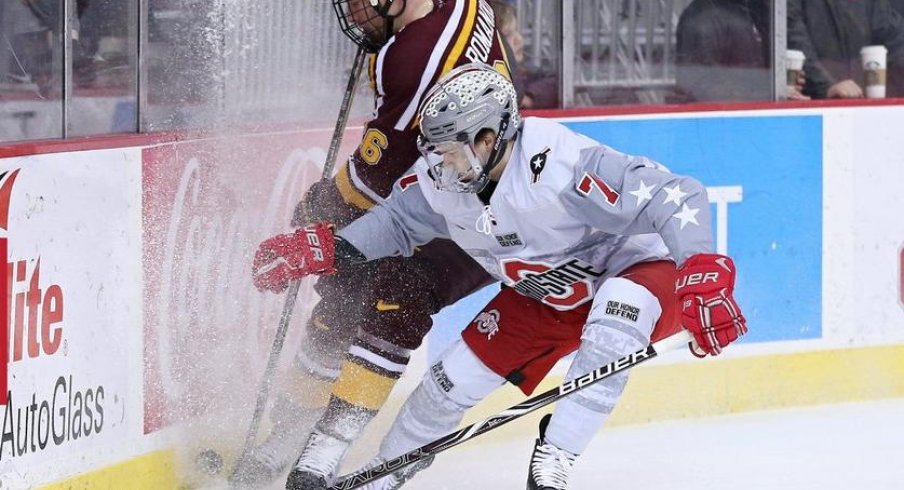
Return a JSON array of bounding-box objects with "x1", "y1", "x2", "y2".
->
[{"x1": 398, "y1": 173, "x2": 419, "y2": 191}]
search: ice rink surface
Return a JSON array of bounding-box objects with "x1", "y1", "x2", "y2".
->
[
  {"x1": 249, "y1": 397, "x2": 904, "y2": 490},
  {"x1": 405, "y1": 398, "x2": 904, "y2": 490},
  {"x1": 207, "y1": 397, "x2": 903, "y2": 490}
]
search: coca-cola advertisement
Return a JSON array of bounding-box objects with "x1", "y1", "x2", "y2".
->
[{"x1": 142, "y1": 128, "x2": 360, "y2": 464}]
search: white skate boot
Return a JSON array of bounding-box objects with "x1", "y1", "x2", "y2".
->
[
  {"x1": 526, "y1": 414, "x2": 578, "y2": 490},
  {"x1": 230, "y1": 399, "x2": 322, "y2": 487},
  {"x1": 285, "y1": 429, "x2": 351, "y2": 490}
]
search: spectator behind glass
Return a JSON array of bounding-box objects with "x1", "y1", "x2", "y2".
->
[
  {"x1": 675, "y1": 0, "x2": 807, "y2": 102},
  {"x1": 488, "y1": 0, "x2": 522, "y2": 91},
  {"x1": 788, "y1": 0, "x2": 904, "y2": 98},
  {"x1": 3, "y1": 0, "x2": 91, "y2": 96},
  {"x1": 488, "y1": 0, "x2": 559, "y2": 109}
]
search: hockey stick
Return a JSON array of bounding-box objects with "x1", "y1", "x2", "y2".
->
[
  {"x1": 328, "y1": 330, "x2": 693, "y2": 490},
  {"x1": 321, "y1": 46, "x2": 369, "y2": 178},
  {"x1": 228, "y1": 46, "x2": 368, "y2": 481}
]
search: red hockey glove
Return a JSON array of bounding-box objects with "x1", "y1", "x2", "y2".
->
[
  {"x1": 676, "y1": 254, "x2": 747, "y2": 357},
  {"x1": 252, "y1": 223, "x2": 337, "y2": 293}
]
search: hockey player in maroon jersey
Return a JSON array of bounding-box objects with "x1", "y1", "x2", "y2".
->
[
  {"x1": 233, "y1": 0, "x2": 512, "y2": 487},
  {"x1": 252, "y1": 64, "x2": 747, "y2": 489}
]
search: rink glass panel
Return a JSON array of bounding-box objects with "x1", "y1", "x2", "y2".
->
[
  {"x1": 0, "y1": 0, "x2": 65, "y2": 142},
  {"x1": 69, "y1": 0, "x2": 139, "y2": 137}
]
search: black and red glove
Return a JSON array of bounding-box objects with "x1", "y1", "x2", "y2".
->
[
  {"x1": 252, "y1": 223, "x2": 337, "y2": 293},
  {"x1": 676, "y1": 253, "x2": 747, "y2": 357}
]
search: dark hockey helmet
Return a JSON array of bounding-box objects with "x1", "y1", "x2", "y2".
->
[
  {"x1": 332, "y1": 0, "x2": 408, "y2": 53},
  {"x1": 417, "y1": 63, "x2": 522, "y2": 193}
]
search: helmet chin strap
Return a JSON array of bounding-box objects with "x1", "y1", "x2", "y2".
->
[
  {"x1": 371, "y1": 0, "x2": 408, "y2": 41},
  {"x1": 483, "y1": 113, "x2": 512, "y2": 176}
]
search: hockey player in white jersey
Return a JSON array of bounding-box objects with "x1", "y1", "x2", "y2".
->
[{"x1": 252, "y1": 63, "x2": 747, "y2": 490}]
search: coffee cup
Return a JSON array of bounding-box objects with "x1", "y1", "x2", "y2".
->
[
  {"x1": 786, "y1": 50, "x2": 806, "y2": 91},
  {"x1": 860, "y1": 45, "x2": 888, "y2": 99}
]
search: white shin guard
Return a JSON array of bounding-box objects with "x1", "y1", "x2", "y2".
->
[
  {"x1": 378, "y1": 341, "x2": 504, "y2": 460},
  {"x1": 546, "y1": 277, "x2": 661, "y2": 455}
]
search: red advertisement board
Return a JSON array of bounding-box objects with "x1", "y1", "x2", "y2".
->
[{"x1": 142, "y1": 129, "x2": 360, "y2": 434}]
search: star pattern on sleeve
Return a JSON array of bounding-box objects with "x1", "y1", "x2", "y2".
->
[
  {"x1": 672, "y1": 202, "x2": 700, "y2": 229},
  {"x1": 628, "y1": 180, "x2": 655, "y2": 207},
  {"x1": 663, "y1": 183, "x2": 688, "y2": 206}
]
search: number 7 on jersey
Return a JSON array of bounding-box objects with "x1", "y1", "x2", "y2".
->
[{"x1": 576, "y1": 171, "x2": 620, "y2": 206}]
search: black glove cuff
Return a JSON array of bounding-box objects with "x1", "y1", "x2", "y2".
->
[{"x1": 334, "y1": 236, "x2": 367, "y2": 265}]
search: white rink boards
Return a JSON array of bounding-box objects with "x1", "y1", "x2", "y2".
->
[{"x1": 2, "y1": 103, "x2": 904, "y2": 489}]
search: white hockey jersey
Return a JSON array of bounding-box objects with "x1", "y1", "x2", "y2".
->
[{"x1": 339, "y1": 117, "x2": 714, "y2": 312}]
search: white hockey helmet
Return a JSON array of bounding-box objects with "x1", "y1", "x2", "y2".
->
[{"x1": 417, "y1": 63, "x2": 522, "y2": 193}]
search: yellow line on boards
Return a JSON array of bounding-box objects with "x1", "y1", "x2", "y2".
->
[
  {"x1": 40, "y1": 449, "x2": 177, "y2": 490},
  {"x1": 455, "y1": 343, "x2": 904, "y2": 440}
]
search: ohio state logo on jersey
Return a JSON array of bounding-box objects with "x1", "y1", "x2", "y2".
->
[{"x1": 502, "y1": 258, "x2": 605, "y2": 311}]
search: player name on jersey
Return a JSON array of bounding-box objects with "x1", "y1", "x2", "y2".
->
[{"x1": 465, "y1": 0, "x2": 497, "y2": 64}]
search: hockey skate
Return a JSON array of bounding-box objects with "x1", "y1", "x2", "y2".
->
[
  {"x1": 229, "y1": 399, "x2": 322, "y2": 487},
  {"x1": 285, "y1": 429, "x2": 350, "y2": 490},
  {"x1": 526, "y1": 414, "x2": 578, "y2": 490}
]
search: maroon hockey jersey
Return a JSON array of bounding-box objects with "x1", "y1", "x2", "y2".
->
[{"x1": 334, "y1": 0, "x2": 511, "y2": 210}]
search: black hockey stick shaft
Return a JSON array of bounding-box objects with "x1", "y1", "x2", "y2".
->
[
  {"x1": 230, "y1": 47, "x2": 367, "y2": 481},
  {"x1": 323, "y1": 46, "x2": 368, "y2": 178},
  {"x1": 329, "y1": 331, "x2": 692, "y2": 490}
]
